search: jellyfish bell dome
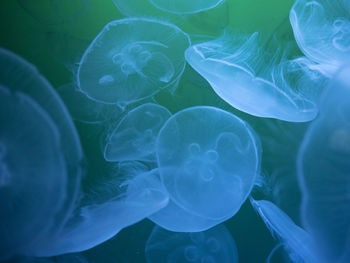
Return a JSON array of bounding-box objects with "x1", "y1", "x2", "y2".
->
[
  {"x1": 0, "y1": 85, "x2": 67, "y2": 261},
  {"x1": 104, "y1": 103, "x2": 171, "y2": 163},
  {"x1": 77, "y1": 17, "x2": 190, "y2": 106},
  {"x1": 155, "y1": 106, "x2": 261, "y2": 221}
]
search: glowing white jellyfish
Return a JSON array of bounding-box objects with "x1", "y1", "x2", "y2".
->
[
  {"x1": 290, "y1": 0, "x2": 350, "y2": 75},
  {"x1": 297, "y1": 65, "x2": 350, "y2": 262},
  {"x1": 145, "y1": 224, "x2": 238, "y2": 263},
  {"x1": 185, "y1": 32, "x2": 326, "y2": 122},
  {"x1": 104, "y1": 103, "x2": 171, "y2": 163},
  {"x1": 77, "y1": 18, "x2": 190, "y2": 106},
  {"x1": 149, "y1": 106, "x2": 261, "y2": 232}
]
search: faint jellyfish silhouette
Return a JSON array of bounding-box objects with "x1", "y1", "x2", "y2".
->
[
  {"x1": 18, "y1": 0, "x2": 90, "y2": 25},
  {"x1": 0, "y1": 85, "x2": 67, "y2": 261},
  {"x1": 149, "y1": 0, "x2": 225, "y2": 15},
  {"x1": 58, "y1": 83, "x2": 121, "y2": 124},
  {"x1": 149, "y1": 106, "x2": 261, "y2": 231},
  {"x1": 145, "y1": 224, "x2": 238, "y2": 263},
  {"x1": 104, "y1": 103, "x2": 171, "y2": 163},
  {"x1": 290, "y1": 0, "x2": 350, "y2": 75},
  {"x1": 0, "y1": 47, "x2": 83, "y2": 258},
  {"x1": 77, "y1": 18, "x2": 190, "y2": 106},
  {"x1": 297, "y1": 65, "x2": 350, "y2": 262},
  {"x1": 185, "y1": 31, "x2": 326, "y2": 122},
  {"x1": 250, "y1": 199, "x2": 319, "y2": 263}
]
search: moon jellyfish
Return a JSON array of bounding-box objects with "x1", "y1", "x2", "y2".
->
[
  {"x1": 77, "y1": 18, "x2": 190, "y2": 105},
  {"x1": 150, "y1": 106, "x2": 260, "y2": 231},
  {"x1": 185, "y1": 32, "x2": 325, "y2": 122},
  {"x1": 290, "y1": 0, "x2": 350, "y2": 75},
  {"x1": 0, "y1": 86, "x2": 67, "y2": 261},
  {"x1": 39, "y1": 162, "x2": 168, "y2": 255},
  {"x1": 297, "y1": 65, "x2": 350, "y2": 262},
  {"x1": 146, "y1": 224, "x2": 238, "y2": 263},
  {"x1": 251, "y1": 199, "x2": 319, "y2": 263},
  {"x1": 58, "y1": 83, "x2": 121, "y2": 124},
  {"x1": 104, "y1": 103, "x2": 171, "y2": 163},
  {"x1": 149, "y1": 0, "x2": 225, "y2": 14},
  {"x1": 0, "y1": 47, "x2": 83, "y2": 258}
]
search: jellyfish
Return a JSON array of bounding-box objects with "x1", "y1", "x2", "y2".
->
[
  {"x1": 104, "y1": 103, "x2": 171, "y2": 163},
  {"x1": 77, "y1": 18, "x2": 190, "y2": 106},
  {"x1": 0, "y1": 47, "x2": 83, "y2": 258},
  {"x1": 58, "y1": 83, "x2": 121, "y2": 124},
  {"x1": 250, "y1": 199, "x2": 319, "y2": 263},
  {"x1": 149, "y1": 106, "x2": 261, "y2": 231},
  {"x1": 18, "y1": 0, "x2": 89, "y2": 25},
  {"x1": 297, "y1": 65, "x2": 350, "y2": 262},
  {"x1": 290, "y1": 0, "x2": 350, "y2": 76},
  {"x1": 185, "y1": 31, "x2": 327, "y2": 122},
  {"x1": 145, "y1": 224, "x2": 238, "y2": 263},
  {"x1": 0, "y1": 85, "x2": 67, "y2": 261},
  {"x1": 148, "y1": 0, "x2": 225, "y2": 15},
  {"x1": 38, "y1": 162, "x2": 169, "y2": 256}
]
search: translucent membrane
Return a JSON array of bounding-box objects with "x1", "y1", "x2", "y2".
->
[
  {"x1": 297, "y1": 65, "x2": 350, "y2": 262},
  {"x1": 185, "y1": 32, "x2": 325, "y2": 122},
  {"x1": 145, "y1": 224, "x2": 238, "y2": 263},
  {"x1": 104, "y1": 103, "x2": 171, "y2": 163},
  {"x1": 77, "y1": 17, "x2": 190, "y2": 105}
]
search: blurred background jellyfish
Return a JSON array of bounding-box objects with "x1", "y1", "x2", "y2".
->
[
  {"x1": 251, "y1": 199, "x2": 319, "y2": 263},
  {"x1": 145, "y1": 224, "x2": 238, "y2": 263},
  {"x1": 77, "y1": 18, "x2": 190, "y2": 106},
  {"x1": 104, "y1": 103, "x2": 171, "y2": 163},
  {"x1": 290, "y1": 0, "x2": 350, "y2": 76},
  {"x1": 297, "y1": 65, "x2": 350, "y2": 262},
  {"x1": 149, "y1": 106, "x2": 261, "y2": 232},
  {"x1": 0, "y1": 47, "x2": 83, "y2": 259},
  {"x1": 185, "y1": 31, "x2": 327, "y2": 122},
  {"x1": 148, "y1": 0, "x2": 225, "y2": 15}
]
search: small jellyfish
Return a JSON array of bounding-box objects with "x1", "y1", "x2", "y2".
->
[
  {"x1": 77, "y1": 18, "x2": 190, "y2": 105},
  {"x1": 0, "y1": 86, "x2": 67, "y2": 261},
  {"x1": 104, "y1": 103, "x2": 171, "y2": 163},
  {"x1": 154, "y1": 106, "x2": 260, "y2": 225},
  {"x1": 297, "y1": 65, "x2": 350, "y2": 262},
  {"x1": 145, "y1": 224, "x2": 238, "y2": 263},
  {"x1": 58, "y1": 83, "x2": 121, "y2": 124},
  {"x1": 290, "y1": 0, "x2": 350, "y2": 75},
  {"x1": 185, "y1": 31, "x2": 325, "y2": 122},
  {"x1": 149, "y1": 0, "x2": 225, "y2": 15},
  {"x1": 250, "y1": 199, "x2": 319, "y2": 263}
]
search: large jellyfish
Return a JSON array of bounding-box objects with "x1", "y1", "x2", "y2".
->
[
  {"x1": 77, "y1": 18, "x2": 190, "y2": 106},
  {"x1": 185, "y1": 31, "x2": 326, "y2": 122},
  {"x1": 104, "y1": 103, "x2": 171, "y2": 163},
  {"x1": 149, "y1": 106, "x2": 261, "y2": 231},
  {"x1": 290, "y1": 0, "x2": 350, "y2": 75},
  {"x1": 38, "y1": 161, "x2": 169, "y2": 256},
  {"x1": 251, "y1": 199, "x2": 319, "y2": 263},
  {"x1": 297, "y1": 65, "x2": 350, "y2": 262},
  {"x1": 0, "y1": 48, "x2": 83, "y2": 259},
  {"x1": 145, "y1": 224, "x2": 238, "y2": 263},
  {"x1": 0, "y1": 86, "x2": 67, "y2": 261}
]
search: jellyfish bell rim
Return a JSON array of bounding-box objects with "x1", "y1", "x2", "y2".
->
[
  {"x1": 155, "y1": 105, "x2": 261, "y2": 220},
  {"x1": 77, "y1": 17, "x2": 191, "y2": 105}
]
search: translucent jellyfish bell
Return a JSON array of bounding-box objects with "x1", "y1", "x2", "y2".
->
[
  {"x1": 185, "y1": 32, "x2": 325, "y2": 122},
  {"x1": 77, "y1": 18, "x2": 190, "y2": 105},
  {"x1": 290, "y1": 0, "x2": 350, "y2": 75},
  {"x1": 0, "y1": 86, "x2": 67, "y2": 261},
  {"x1": 251, "y1": 199, "x2": 319, "y2": 263},
  {"x1": 149, "y1": 0, "x2": 225, "y2": 15},
  {"x1": 297, "y1": 65, "x2": 350, "y2": 262},
  {"x1": 145, "y1": 224, "x2": 238, "y2": 263},
  {"x1": 155, "y1": 106, "x2": 261, "y2": 221},
  {"x1": 104, "y1": 103, "x2": 171, "y2": 163}
]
